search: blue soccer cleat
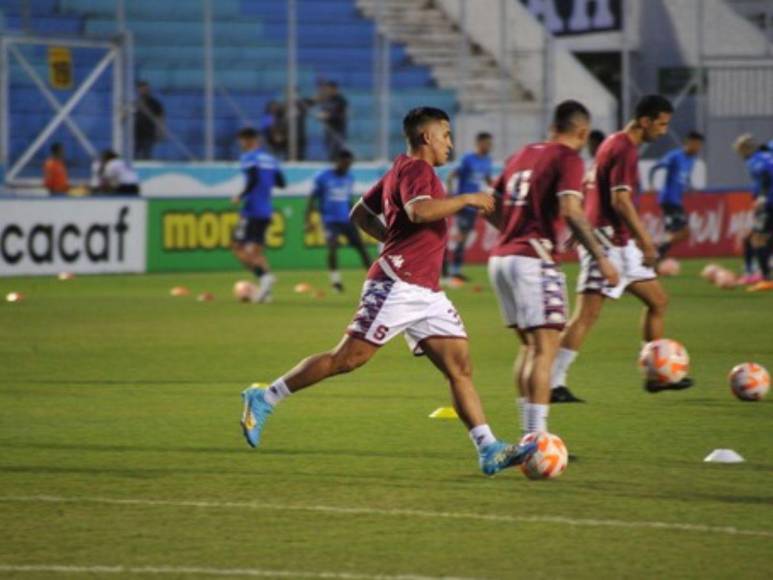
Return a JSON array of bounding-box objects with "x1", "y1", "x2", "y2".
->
[
  {"x1": 240, "y1": 387, "x2": 273, "y2": 448},
  {"x1": 479, "y1": 440, "x2": 537, "y2": 476}
]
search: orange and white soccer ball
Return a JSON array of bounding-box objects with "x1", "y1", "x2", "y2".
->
[
  {"x1": 233, "y1": 280, "x2": 257, "y2": 302},
  {"x1": 729, "y1": 363, "x2": 770, "y2": 401},
  {"x1": 518, "y1": 432, "x2": 568, "y2": 480},
  {"x1": 639, "y1": 339, "x2": 689, "y2": 384}
]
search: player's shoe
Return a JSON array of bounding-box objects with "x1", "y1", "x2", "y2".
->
[
  {"x1": 240, "y1": 386, "x2": 273, "y2": 448},
  {"x1": 550, "y1": 385, "x2": 585, "y2": 403},
  {"x1": 478, "y1": 440, "x2": 537, "y2": 476},
  {"x1": 253, "y1": 274, "x2": 276, "y2": 303},
  {"x1": 332, "y1": 282, "x2": 344, "y2": 293},
  {"x1": 738, "y1": 273, "x2": 763, "y2": 285},
  {"x1": 452, "y1": 273, "x2": 470, "y2": 282},
  {"x1": 644, "y1": 376, "x2": 694, "y2": 393}
]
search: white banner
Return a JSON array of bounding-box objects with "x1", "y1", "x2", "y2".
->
[{"x1": 0, "y1": 199, "x2": 146, "y2": 276}]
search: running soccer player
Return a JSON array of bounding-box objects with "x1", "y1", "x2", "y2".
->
[
  {"x1": 487, "y1": 101, "x2": 619, "y2": 434},
  {"x1": 305, "y1": 149, "x2": 372, "y2": 293},
  {"x1": 551, "y1": 95, "x2": 695, "y2": 397},
  {"x1": 444, "y1": 132, "x2": 494, "y2": 281},
  {"x1": 231, "y1": 128, "x2": 285, "y2": 303},
  {"x1": 649, "y1": 131, "x2": 704, "y2": 259},
  {"x1": 240, "y1": 107, "x2": 536, "y2": 475},
  {"x1": 733, "y1": 133, "x2": 773, "y2": 291}
]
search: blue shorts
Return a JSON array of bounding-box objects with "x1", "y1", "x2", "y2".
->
[
  {"x1": 232, "y1": 216, "x2": 271, "y2": 245},
  {"x1": 661, "y1": 204, "x2": 688, "y2": 233},
  {"x1": 324, "y1": 222, "x2": 363, "y2": 246}
]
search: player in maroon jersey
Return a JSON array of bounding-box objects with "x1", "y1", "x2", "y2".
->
[
  {"x1": 552, "y1": 95, "x2": 695, "y2": 396},
  {"x1": 487, "y1": 100, "x2": 619, "y2": 434},
  {"x1": 239, "y1": 107, "x2": 536, "y2": 475}
]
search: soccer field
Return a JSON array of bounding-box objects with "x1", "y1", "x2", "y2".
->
[{"x1": 1, "y1": 260, "x2": 772, "y2": 580}]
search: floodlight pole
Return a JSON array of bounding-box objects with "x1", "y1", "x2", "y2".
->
[
  {"x1": 621, "y1": 0, "x2": 631, "y2": 124},
  {"x1": 287, "y1": 0, "x2": 298, "y2": 161}
]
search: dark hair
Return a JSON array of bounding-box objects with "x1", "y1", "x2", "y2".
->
[
  {"x1": 237, "y1": 127, "x2": 259, "y2": 140},
  {"x1": 634, "y1": 95, "x2": 673, "y2": 121},
  {"x1": 50, "y1": 142, "x2": 63, "y2": 155},
  {"x1": 588, "y1": 129, "x2": 606, "y2": 144},
  {"x1": 476, "y1": 132, "x2": 493, "y2": 141},
  {"x1": 336, "y1": 149, "x2": 354, "y2": 160},
  {"x1": 552, "y1": 100, "x2": 591, "y2": 134},
  {"x1": 686, "y1": 130, "x2": 704, "y2": 141},
  {"x1": 403, "y1": 107, "x2": 450, "y2": 147}
]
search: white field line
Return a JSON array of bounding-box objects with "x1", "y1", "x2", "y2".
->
[
  {"x1": 0, "y1": 494, "x2": 771, "y2": 539},
  {"x1": 0, "y1": 564, "x2": 478, "y2": 579}
]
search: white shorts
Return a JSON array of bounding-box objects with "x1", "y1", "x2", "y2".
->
[
  {"x1": 577, "y1": 239, "x2": 657, "y2": 299},
  {"x1": 347, "y1": 278, "x2": 467, "y2": 355},
  {"x1": 487, "y1": 255, "x2": 569, "y2": 331}
]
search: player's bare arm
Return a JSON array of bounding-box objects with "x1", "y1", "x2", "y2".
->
[
  {"x1": 350, "y1": 199, "x2": 386, "y2": 242},
  {"x1": 560, "y1": 194, "x2": 620, "y2": 286},
  {"x1": 611, "y1": 187, "x2": 658, "y2": 266},
  {"x1": 407, "y1": 193, "x2": 494, "y2": 224}
]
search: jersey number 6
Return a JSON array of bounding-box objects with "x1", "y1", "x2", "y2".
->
[{"x1": 505, "y1": 170, "x2": 532, "y2": 206}]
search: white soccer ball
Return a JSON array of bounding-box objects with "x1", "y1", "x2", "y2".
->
[
  {"x1": 729, "y1": 362, "x2": 770, "y2": 401},
  {"x1": 233, "y1": 280, "x2": 257, "y2": 302},
  {"x1": 657, "y1": 258, "x2": 680, "y2": 277},
  {"x1": 639, "y1": 339, "x2": 689, "y2": 385},
  {"x1": 518, "y1": 431, "x2": 568, "y2": 480}
]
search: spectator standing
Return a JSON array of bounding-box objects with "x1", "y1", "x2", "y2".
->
[
  {"x1": 91, "y1": 150, "x2": 141, "y2": 195},
  {"x1": 43, "y1": 142, "x2": 69, "y2": 195},
  {"x1": 134, "y1": 81, "x2": 164, "y2": 160},
  {"x1": 317, "y1": 81, "x2": 348, "y2": 159}
]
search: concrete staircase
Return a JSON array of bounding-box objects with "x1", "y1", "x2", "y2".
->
[{"x1": 356, "y1": 0, "x2": 533, "y2": 113}]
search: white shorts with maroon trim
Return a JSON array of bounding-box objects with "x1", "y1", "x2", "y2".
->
[
  {"x1": 487, "y1": 255, "x2": 568, "y2": 331},
  {"x1": 346, "y1": 278, "x2": 467, "y2": 355},
  {"x1": 577, "y1": 239, "x2": 656, "y2": 299}
]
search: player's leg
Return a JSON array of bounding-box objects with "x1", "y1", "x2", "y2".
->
[
  {"x1": 450, "y1": 213, "x2": 473, "y2": 280},
  {"x1": 658, "y1": 205, "x2": 689, "y2": 258},
  {"x1": 241, "y1": 335, "x2": 379, "y2": 448},
  {"x1": 551, "y1": 291, "x2": 604, "y2": 401},
  {"x1": 524, "y1": 327, "x2": 561, "y2": 433},
  {"x1": 344, "y1": 224, "x2": 372, "y2": 270},
  {"x1": 626, "y1": 278, "x2": 693, "y2": 392},
  {"x1": 421, "y1": 337, "x2": 536, "y2": 475},
  {"x1": 749, "y1": 205, "x2": 772, "y2": 283},
  {"x1": 513, "y1": 330, "x2": 532, "y2": 434},
  {"x1": 325, "y1": 226, "x2": 343, "y2": 292}
]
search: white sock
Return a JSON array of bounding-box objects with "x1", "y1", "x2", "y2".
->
[
  {"x1": 469, "y1": 424, "x2": 496, "y2": 452},
  {"x1": 527, "y1": 403, "x2": 549, "y2": 433},
  {"x1": 551, "y1": 348, "x2": 578, "y2": 389},
  {"x1": 330, "y1": 270, "x2": 342, "y2": 284},
  {"x1": 263, "y1": 378, "x2": 291, "y2": 406},
  {"x1": 516, "y1": 397, "x2": 528, "y2": 434}
]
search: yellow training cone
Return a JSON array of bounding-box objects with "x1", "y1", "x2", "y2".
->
[{"x1": 429, "y1": 407, "x2": 458, "y2": 419}]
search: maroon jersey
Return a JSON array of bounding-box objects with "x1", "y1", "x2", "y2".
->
[
  {"x1": 593, "y1": 131, "x2": 639, "y2": 246},
  {"x1": 361, "y1": 154, "x2": 447, "y2": 291},
  {"x1": 491, "y1": 142, "x2": 584, "y2": 260}
]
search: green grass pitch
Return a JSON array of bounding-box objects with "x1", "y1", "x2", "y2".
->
[{"x1": 1, "y1": 259, "x2": 772, "y2": 579}]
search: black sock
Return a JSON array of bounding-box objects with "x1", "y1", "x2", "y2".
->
[
  {"x1": 744, "y1": 238, "x2": 755, "y2": 274},
  {"x1": 757, "y1": 246, "x2": 771, "y2": 279},
  {"x1": 253, "y1": 266, "x2": 265, "y2": 279}
]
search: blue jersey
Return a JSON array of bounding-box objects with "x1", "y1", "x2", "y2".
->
[
  {"x1": 240, "y1": 148, "x2": 282, "y2": 219},
  {"x1": 746, "y1": 150, "x2": 773, "y2": 208},
  {"x1": 311, "y1": 169, "x2": 355, "y2": 224},
  {"x1": 455, "y1": 152, "x2": 493, "y2": 194},
  {"x1": 652, "y1": 147, "x2": 696, "y2": 206}
]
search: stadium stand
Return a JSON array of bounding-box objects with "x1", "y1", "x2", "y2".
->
[{"x1": 0, "y1": 0, "x2": 456, "y2": 175}]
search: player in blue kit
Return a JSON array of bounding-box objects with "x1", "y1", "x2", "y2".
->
[
  {"x1": 305, "y1": 150, "x2": 372, "y2": 292},
  {"x1": 231, "y1": 128, "x2": 286, "y2": 303},
  {"x1": 734, "y1": 133, "x2": 773, "y2": 291},
  {"x1": 649, "y1": 131, "x2": 704, "y2": 259},
  {"x1": 444, "y1": 132, "x2": 494, "y2": 281}
]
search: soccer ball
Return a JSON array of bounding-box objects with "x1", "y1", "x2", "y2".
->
[
  {"x1": 713, "y1": 268, "x2": 737, "y2": 289},
  {"x1": 518, "y1": 432, "x2": 568, "y2": 480},
  {"x1": 729, "y1": 363, "x2": 770, "y2": 401},
  {"x1": 233, "y1": 280, "x2": 257, "y2": 302},
  {"x1": 639, "y1": 339, "x2": 689, "y2": 385},
  {"x1": 700, "y1": 263, "x2": 721, "y2": 281}
]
